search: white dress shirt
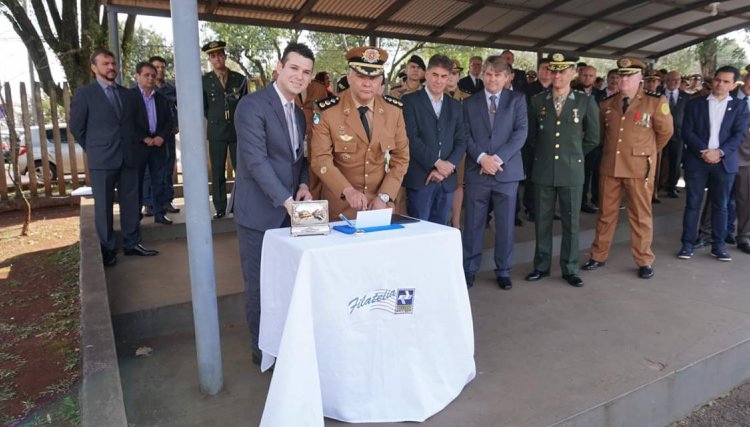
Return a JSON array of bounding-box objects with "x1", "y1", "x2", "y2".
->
[
  {"x1": 477, "y1": 89, "x2": 504, "y2": 165},
  {"x1": 707, "y1": 94, "x2": 731, "y2": 150}
]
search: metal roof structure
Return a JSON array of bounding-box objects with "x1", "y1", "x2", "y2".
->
[{"x1": 104, "y1": 1, "x2": 750, "y2": 60}]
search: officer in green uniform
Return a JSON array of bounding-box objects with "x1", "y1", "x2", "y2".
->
[
  {"x1": 201, "y1": 40, "x2": 247, "y2": 218},
  {"x1": 525, "y1": 53, "x2": 600, "y2": 287}
]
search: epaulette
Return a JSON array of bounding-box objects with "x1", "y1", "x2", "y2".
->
[
  {"x1": 390, "y1": 84, "x2": 403, "y2": 91},
  {"x1": 645, "y1": 90, "x2": 661, "y2": 98},
  {"x1": 383, "y1": 94, "x2": 403, "y2": 109},
  {"x1": 459, "y1": 88, "x2": 471, "y2": 96},
  {"x1": 316, "y1": 96, "x2": 340, "y2": 111}
]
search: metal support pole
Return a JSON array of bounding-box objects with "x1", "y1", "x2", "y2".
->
[
  {"x1": 169, "y1": 0, "x2": 223, "y2": 395},
  {"x1": 23, "y1": 0, "x2": 36, "y2": 125},
  {"x1": 369, "y1": 35, "x2": 377, "y2": 47},
  {"x1": 107, "y1": 9, "x2": 122, "y2": 85}
]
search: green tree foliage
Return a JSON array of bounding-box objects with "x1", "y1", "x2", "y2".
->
[
  {"x1": 658, "y1": 37, "x2": 747, "y2": 77},
  {"x1": 120, "y1": 23, "x2": 174, "y2": 86},
  {"x1": 201, "y1": 23, "x2": 300, "y2": 85}
]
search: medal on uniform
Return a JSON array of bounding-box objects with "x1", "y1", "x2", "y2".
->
[
  {"x1": 384, "y1": 150, "x2": 391, "y2": 173},
  {"x1": 572, "y1": 108, "x2": 580, "y2": 123},
  {"x1": 313, "y1": 112, "x2": 320, "y2": 125},
  {"x1": 340, "y1": 134, "x2": 353, "y2": 141},
  {"x1": 338, "y1": 126, "x2": 345, "y2": 136}
]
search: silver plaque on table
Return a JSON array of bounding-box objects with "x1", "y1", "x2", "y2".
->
[{"x1": 290, "y1": 200, "x2": 330, "y2": 236}]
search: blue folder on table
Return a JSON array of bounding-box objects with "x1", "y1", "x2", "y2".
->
[{"x1": 333, "y1": 224, "x2": 405, "y2": 235}]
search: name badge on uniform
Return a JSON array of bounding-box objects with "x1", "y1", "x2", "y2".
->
[{"x1": 634, "y1": 111, "x2": 651, "y2": 128}]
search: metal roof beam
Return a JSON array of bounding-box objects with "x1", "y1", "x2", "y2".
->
[
  {"x1": 534, "y1": 0, "x2": 650, "y2": 48},
  {"x1": 649, "y1": 21, "x2": 750, "y2": 59},
  {"x1": 365, "y1": 0, "x2": 410, "y2": 31},
  {"x1": 614, "y1": 4, "x2": 750, "y2": 56},
  {"x1": 291, "y1": 0, "x2": 319, "y2": 24},
  {"x1": 576, "y1": 0, "x2": 717, "y2": 52},
  {"x1": 430, "y1": 0, "x2": 493, "y2": 38},
  {"x1": 484, "y1": 0, "x2": 573, "y2": 43}
]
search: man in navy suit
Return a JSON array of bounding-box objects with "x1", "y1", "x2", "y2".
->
[
  {"x1": 70, "y1": 48, "x2": 158, "y2": 267},
  {"x1": 402, "y1": 54, "x2": 467, "y2": 224},
  {"x1": 662, "y1": 71, "x2": 690, "y2": 198},
  {"x1": 229, "y1": 43, "x2": 314, "y2": 365},
  {"x1": 678, "y1": 66, "x2": 749, "y2": 262},
  {"x1": 131, "y1": 61, "x2": 174, "y2": 225},
  {"x1": 458, "y1": 56, "x2": 484, "y2": 95},
  {"x1": 462, "y1": 56, "x2": 528, "y2": 290}
]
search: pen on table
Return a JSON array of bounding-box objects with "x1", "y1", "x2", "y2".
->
[{"x1": 339, "y1": 214, "x2": 356, "y2": 228}]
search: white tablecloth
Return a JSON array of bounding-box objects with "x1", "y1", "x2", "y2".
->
[{"x1": 259, "y1": 221, "x2": 475, "y2": 426}]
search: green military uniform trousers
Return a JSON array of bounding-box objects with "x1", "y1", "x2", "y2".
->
[
  {"x1": 209, "y1": 140, "x2": 237, "y2": 213},
  {"x1": 533, "y1": 184, "x2": 583, "y2": 275}
]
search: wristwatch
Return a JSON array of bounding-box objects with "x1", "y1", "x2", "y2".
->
[{"x1": 378, "y1": 193, "x2": 390, "y2": 203}]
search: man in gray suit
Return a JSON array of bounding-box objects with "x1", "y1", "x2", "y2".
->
[
  {"x1": 70, "y1": 48, "x2": 158, "y2": 267},
  {"x1": 229, "y1": 43, "x2": 315, "y2": 365},
  {"x1": 462, "y1": 55, "x2": 528, "y2": 290}
]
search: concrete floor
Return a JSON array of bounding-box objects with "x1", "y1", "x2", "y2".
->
[{"x1": 113, "y1": 195, "x2": 750, "y2": 427}]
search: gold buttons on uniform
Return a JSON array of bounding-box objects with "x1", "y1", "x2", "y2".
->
[
  {"x1": 620, "y1": 128, "x2": 624, "y2": 131},
  {"x1": 556, "y1": 121, "x2": 561, "y2": 125},
  {"x1": 555, "y1": 144, "x2": 560, "y2": 148},
  {"x1": 618, "y1": 139, "x2": 622, "y2": 142},
  {"x1": 554, "y1": 155, "x2": 559, "y2": 159},
  {"x1": 616, "y1": 151, "x2": 620, "y2": 154},
  {"x1": 578, "y1": 159, "x2": 582, "y2": 163},
  {"x1": 555, "y1": 132, "x2": 560, "y2": 137},
  {"x1": 365, "y1": 174, "x2": 368, "y2": 177},
  {"x1": 366, "y1": 161, "x2": 369, "y2": 165}
]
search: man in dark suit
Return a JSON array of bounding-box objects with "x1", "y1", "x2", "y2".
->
[
  {"x1": 229, "y1": 43, "x2": 314, "y2": 365},
  {"x1": 149, "y1": 55, "x2": 180, "y2": 215},
  {"x1": 402, "y1": 55, "x2": 467, "y2": 224},
  {"x1": 70, "y1": 48, "x2": 158, "y2": 267},
  {"x1": 462, "y1": 55, "x2": 528, "y2": 290},
  {"x1": 678, "y1": 66, "x2": 749, "y2": 262},
  {"x1": 132, "y1": 61, "x2": 174, "y2": 225},
  {"x1": 458, "y1": 56, "x2": 484, "y2": 95},
  {"x1": 662, "y1": 70, "x2": 689, "y2": 198},
  {"x1": 500, "y1": 50, "x2": 527, "y2": 95},
  {"x1": 734, "y1": 68, "x2": 750, "y2": 254}
]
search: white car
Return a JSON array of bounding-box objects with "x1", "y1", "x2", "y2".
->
[{"x1": 16, "y1": 125, "x2": 86, "y2": 182}]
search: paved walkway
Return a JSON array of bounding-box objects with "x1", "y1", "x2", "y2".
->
[{"x1": 112, "y1": 196, "x2": 750, "y2": 426}]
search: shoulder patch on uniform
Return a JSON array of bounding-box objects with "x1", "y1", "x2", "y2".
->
[
  {"x1": 660, "y1": 102, "x2": 670, "y2": 115},
  {"x1": 645, "y1": 90, "x2": 662, "y2": 98},
  {"x1": 383, "y1": 94, "x2": 403, "y2": 109},
  {"x1": 316, "y1": 96, "x2": 340, "y2": 111}
]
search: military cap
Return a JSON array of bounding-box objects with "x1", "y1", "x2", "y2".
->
[
  {"x1": 644, "y1": 70, "x2": 662, "y2": 81},
  {"x1": 202, "y1": 40, "x2": 226, "y2": 54},
  {"x1": 526, "y1": 70, "x2": 537, "y2": 78},
  {"x1": 337, "y1": 76, "x2": 349, "y2": 92},
  {"x1": 397, "y1": 70, "x2": 407, "y2": 81},
  {"x1": 548, "y1": 52, "x2": 578, "y2": 71},
  {"x1": 408, "y1": 55, "x2": 426, "y2": 71},
  {"x1": 346, "y1": 46, "x2": 388, "y2": 77},
  {"x1": 451, "y1": 59, "x2": 463, "y2": 73},
  {"x1": 688, "y1": 73, "x2": 703, "y2": 81},
  {"x1": 616, "y1": 57, "x2": 646, "y2": 75}
]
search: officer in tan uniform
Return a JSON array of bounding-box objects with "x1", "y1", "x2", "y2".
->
[
  {"x1": 389, "y1": 55, "x2": 425, "y2": 99},
  {"x1": 582, "y1": 57, "x2": 674, "y2": 279},
  {"x1": 311, "y1": 46, "x2": 410, "y2": 220}
]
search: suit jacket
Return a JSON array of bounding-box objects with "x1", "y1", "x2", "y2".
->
[
  {"x1": 599, "y1": 90, "x2": 673, "y2": 179},
  {"x1": 527, "y1": 89, "x2": 600, "y2": 187},
  {"x1": 662, "y1": 89, "x2": 689, "y2": 146},
  {"x1": 310, "y1": 91, "x2": 410, "y2": 220},
  {"x1": 69, "y1": 81, "x2": 144, "y2": 170},
  {"x1": 130, "y1": 87, "x2": 173, "y2": 165},
  {"x1": 682, "y1": 95, "x2": 750, "y2": 174},
  {"x1": 458, "y1": 75, "x2": 484, "y2": 95},
  {"x1": 228, "y1": 84, "x2": 309, "y2": 231},
  {"x1": 402, "y1": 89, "x2": 467, "y2": 191},
  {"x1": 463, "y1": 89, "x2": 528, "y2": 184},
  {"x1": 510, "y1": 69, "x2": 527, "y2": 95}
]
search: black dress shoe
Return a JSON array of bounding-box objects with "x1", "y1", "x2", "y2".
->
[
  {"x1": 739, "y1": 243, "x2": 750, "y2": 254},
  {"x1": 497, "y1": 276, "x2": 512, "y2": 290},
  {"x1": 214, "y1": 210, "x2": 226, "y2": 219},
  {"x1": 124, "y1": 244, "x2": 159, "y2": 256},
  {"x1": 638, "y1": 265, "x2": 654, "y2": 279},
  {"x1": 142, "y1": 206, "x2": 154, "y2": 217},
  {"x1": 155, "y1": 215, "x2": 173, "y2": 225},
  {"x1": 102, "y1": 250, "x2": 117, "y2": 267},
  {"x1": 582, "y1": 259, "x2": 605, "y2": 271},
  {"x1": 515, "y1": 217, "x2": 523, "y2": 226},
  {"x1": 562, "y1": 274, "x2": 584, "y2": 287},
  {"x1": 465, "y1": 272, "x2": 475, "y2": 289},
  {"x1": 525, "y1": 270, "x2": 549, "y2": 281},
  {"x1": 164, "y1": 203, "x2": 181, "y2": 213},
  {"x1": 667, "y1": 189, "x2": 678, "y2": 198},
  {"x1": 651, "y1": 197, "x2": 661, "y2": 204},
  {"x1": 725, "y1": 234, "x2": 736, "y2": 245},
  {"x1": 581, "y1": 202, "x2": 598, "y2": 214},
  {"x1": 553, "y1": 213, "x2": 561, "y2": 220}
]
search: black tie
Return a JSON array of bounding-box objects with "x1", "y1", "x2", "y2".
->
[
  {"x1": 622, "y1": 96, "x2": 630, "y2": 114},
  {"x1": 358, "y1": 106, "x2": 371, "y2": 141},
  {"x1": 107, "y1": 85, "x2": 122, "y2": 119},
  {"x1": 669, "y1": 91, "x2": 676, "y2": 107}
]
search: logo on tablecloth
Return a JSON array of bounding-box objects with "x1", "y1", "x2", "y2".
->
[
  {"x1": 395, "y1": 289, "x2": 414, "y2": 314},
  {"x1": 347, "y1": 288, "x2": 415, "y2": 316}
]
